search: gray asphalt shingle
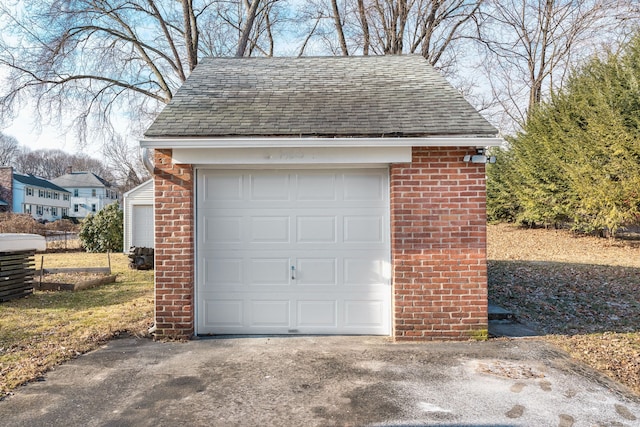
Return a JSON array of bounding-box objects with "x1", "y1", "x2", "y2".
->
[{"x1": 144, "y1": 55, "x2": 496, "y2": 138}]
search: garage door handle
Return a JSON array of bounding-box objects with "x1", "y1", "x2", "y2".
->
[{"x1": 291, "y1": 265, "x2": 296, "y2": 280}]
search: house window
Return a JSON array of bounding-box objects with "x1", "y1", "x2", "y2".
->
[
  {"x1": 73, "y1": 189, "x2": 79, "y2": 197},
  {"x1": 53, "y1": 192, "x2": 59, "y2": 200},
  {"x1": 39, "y1": 189, "x2": 45, "y2": 198},
  {"x1": 46, "y1": 191, "x2": 52, "y2": 198},
  {"x1": 74, "y1": 204, "x2": 79, "y2": 213},
  {"x1": 63, "y1": 194, "x2": 69, "y2": 201},
  {"x1": 91, "y1": 189, "x2": 97, "y2": 197},
  {"x1": 24, "y1": 204, "x2": 31, "y2": 214},
  {"x1": 62, "y1": 208, "x2": 68, "y2": 217},
  {"x1": 26, "y1": 187, "x2": 33, "y2": 196},
  {"x1": 36, "y1": 205, "x2": 43, "y2": 215},
  {"x1": 51, "y1": 207, "x2": 57, "y2": 216},
  {"x1": 91, "y1": 204, "x2": 96, "y2": 212}
]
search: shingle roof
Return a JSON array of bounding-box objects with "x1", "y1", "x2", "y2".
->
[
  {"x1": 13, "y1": 173, "x2": 70, "y2": 193},
  {"x1": 144, "y1": 55, "x2": 497, "y2": 138},
  {"x1": 51, "y1": 172, "x2": 112, "y2": 189}
]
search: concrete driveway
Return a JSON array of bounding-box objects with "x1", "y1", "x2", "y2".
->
[{"x1": 0, "y1": 336, "x2": 638, "y2": 427}]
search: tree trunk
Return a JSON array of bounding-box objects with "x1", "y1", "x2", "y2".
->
[
  {"x1": 331, "y1": 0, "x2": 349, "y2": 55},
  {"x1": 236, "y1": 0, "x2": 262, "y2": 57}
]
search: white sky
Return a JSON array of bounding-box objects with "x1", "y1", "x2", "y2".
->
[{"x1": 3, "y1": 108, "x2": 105, "y2": 158}]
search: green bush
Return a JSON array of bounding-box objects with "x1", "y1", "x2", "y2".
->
[
  {"x1": 79, "y1": 202, "x2": 123, "y2": 252},
  {"x1": 488, "y1": 32, "x2": 640, "y2": 235}
]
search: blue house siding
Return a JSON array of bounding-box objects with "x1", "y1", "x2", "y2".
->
[{"x1": 12, "y1": 180, "x2": 25, "y2": 213}]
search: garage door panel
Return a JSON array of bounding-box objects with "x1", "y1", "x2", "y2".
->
[
  {"x1": 344, "y1": 300, "x2": 386, "y2": 328},
  {"x1": 250, "y1": 300, "x2": 290, "y2": 327},
  {"x1": 204, "y1": 216, "x2": 242, "y2": 244},
  {"x1": 343, "y1": 173, "x2": 385, "y2": 201},
  {"x1": 344, "y1": 215, "x2": 384, "y2": 243},
  {"x1": 202, "y1": 173, "x2": 243, "y2": 201},
  {"x1": 197, "y1": 168, "x2": 390, "y2": 335},
  {"x1": 250, "y1": 174, "x2": 290, "y2": 200},
  {"x1": 344, "y1": 258, "x2": 387, "y2": 285},
  {"x1": 296, "y1": 258, "x2": 337, "y2": 285},
  {"x1": 204, "y1": 257, "x2": 243, "y2": 287},
  {"x1": 250, "y1": 216, "x2": 290, "y2": 243},
  {"x1": 203, "y1": 299, "x2": 244, "y2": 327},
  {"x1": 296, "y1": 216, "x2": 337, "y2": 243},
  {"x1": 249, "y1": 258, "x2": 292, "y2": 285},
  {"x1": 296, "y1": 173, "x2": 337, "y2": 200},
  {"x1": 297, "y1": 300, "x2": 337, "y2": 327}
]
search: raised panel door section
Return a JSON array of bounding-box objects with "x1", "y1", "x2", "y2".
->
[
  {"x1": 204, "y1": 257, "x2": 243, "y2": 287},
  {"x1": 204, "y1": 300, "x2": 243, "y2": 327},
  {"x1": 251, "y1": 173, "x2": 290, "y2": 200},
  {"x1": 344, "y1": 300, "x2": 386, "y2": 328},
  {"x1": 297, "y1": 216, "x2": 336, "y2": 243},
  {"x1": 249, "y1": 258, "x2": 291, "y2": 285},
  {"x1": 344, "y1": 216, "x2": 384, "y2": 243},
  {"x1": 344, "y1": 258, "x2": 386, "y2": 286},
  {"x1": 204, "y1": 216, "x2": 242, "y2": 244},
  {"x1": 250, "y1": 216, "x2": 290, "y2": 243},
  {"x1": 250, "y1": 300, "x2": 290, "y2": 327},
  {"x1": 343, "y1": 173, "x2": 385, "y2": 201},
  {"x1": 297, "y1": 301, "x2": 337, "y2": 327},
  {"x1": 296, "y1": 258, "x2": 337, "y2": 285},
  {"x1": 202, "y1": 173, "x2": 243, "y2": 201},
  {"x1": 296, "y1": 174, "x2": 337, "y2": 201}
]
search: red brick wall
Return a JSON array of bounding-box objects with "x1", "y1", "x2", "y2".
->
[
  {"x1": 153, "y1": 146, "x2": 488, "y2": 340},
  {"x1": 390, "y1": 146, "x2": 488, "y2": 341},
  {"x1": 0, "y1": 167, "x2": 13, "y2": 212},
  {"x1": 153, "y1": 149, "x2": 195, "y2": 339}
]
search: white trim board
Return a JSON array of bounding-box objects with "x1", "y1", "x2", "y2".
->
[
  {"x1": 172, "y1": 146, "x2": 412, "y2": 165},
  {"x1": 140, "y1": 136, "x2": 503, "y2": 150}
]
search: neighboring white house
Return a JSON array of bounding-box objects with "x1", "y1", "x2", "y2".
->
[
  {"x1": 0, "y1": 167, "x2": 71, "y2": 222},
  {"x1": 51, "y1": 171, "x2": 119, "y2": 219},
  {"x1": 123, "y1": 179, "x2": 154, "y2": 250}
]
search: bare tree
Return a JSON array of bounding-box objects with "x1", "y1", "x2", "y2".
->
[
  {"x1": 102, "y1": 136, "x2": 151, "y2": 193},
  {"x1": 476, "y1": 0, "x2": 633, "y2": 129},
  {"x1": 0, "y1": 133, "x2": 19, "y2": 166},
  {"x1": 0, "y1": 0, "x2": 269, "y2": 147},
  {"x1": 294, "y1": 0, "x2": 483, "y2": 71},
  {"x1": 13, "y1": 149, "x2": 113, "y2": 181}
]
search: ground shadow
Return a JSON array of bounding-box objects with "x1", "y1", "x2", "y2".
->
[{"x1": 488, "y1": 260, "x2": 640, "y2": 335}]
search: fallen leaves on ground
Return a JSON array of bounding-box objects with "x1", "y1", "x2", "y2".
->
[{"x1": 488, "y1": 223, "x2": 640, "y2": 396}]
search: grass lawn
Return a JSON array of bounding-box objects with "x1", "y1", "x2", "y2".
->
[{"x1": 0, "y1": 252, "x2": 153, "y2": 398}]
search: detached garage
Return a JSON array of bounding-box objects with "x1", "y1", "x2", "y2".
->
[
  {"x1": 122, "y1": 180, "x2": 154, "y2": 250},
  {"x1": 141, "y1": 55, "x2": 501, "y2": 341}
]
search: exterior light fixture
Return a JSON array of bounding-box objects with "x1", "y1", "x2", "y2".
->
[{"x1": 463, "y1": 148, "x2": 496, "y2": 164}]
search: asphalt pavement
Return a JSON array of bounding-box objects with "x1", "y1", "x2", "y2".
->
[{"x1": 0, "y1": 335, "x2": 638, "y2": 426}]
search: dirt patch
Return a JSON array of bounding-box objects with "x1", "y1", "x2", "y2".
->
[
  {"x1": 35, "y1": 273, "x2": 117, "y2": 291},
  {"x1": 488, "y1": 223, "x2": 640, "y2": 396}
]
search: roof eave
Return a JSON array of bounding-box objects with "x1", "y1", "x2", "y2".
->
[{"x1": 140, "y1": 136, "x2": 503, "y2": 149}]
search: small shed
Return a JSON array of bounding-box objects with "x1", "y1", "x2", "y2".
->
[{"x1": 123, "y1": 180, "x2": 154, "y2": 250}]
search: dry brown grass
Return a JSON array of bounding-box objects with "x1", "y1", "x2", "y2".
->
[
  {"x1": 0, "y1": 252, "x2": 153, "y2": 398},
  {"x1": 488, "y1": 223, "x2": 640, "y2": 396}
]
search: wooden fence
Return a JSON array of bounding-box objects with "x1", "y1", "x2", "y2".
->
[{"x1": 0, "y1": 250, "x2": 36, "y2": 302}]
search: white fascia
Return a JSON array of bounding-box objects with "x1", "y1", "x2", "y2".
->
[{"x1": 139, "y1": 136, "x2": 504, "y2": 149}]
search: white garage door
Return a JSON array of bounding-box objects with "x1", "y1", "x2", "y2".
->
[
  {"x1": 132, "y1": 205, "x2": 154, "y2": 248},
  {"x1": 196, "y1": 168, "x2": 391, "y2": 335}
]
